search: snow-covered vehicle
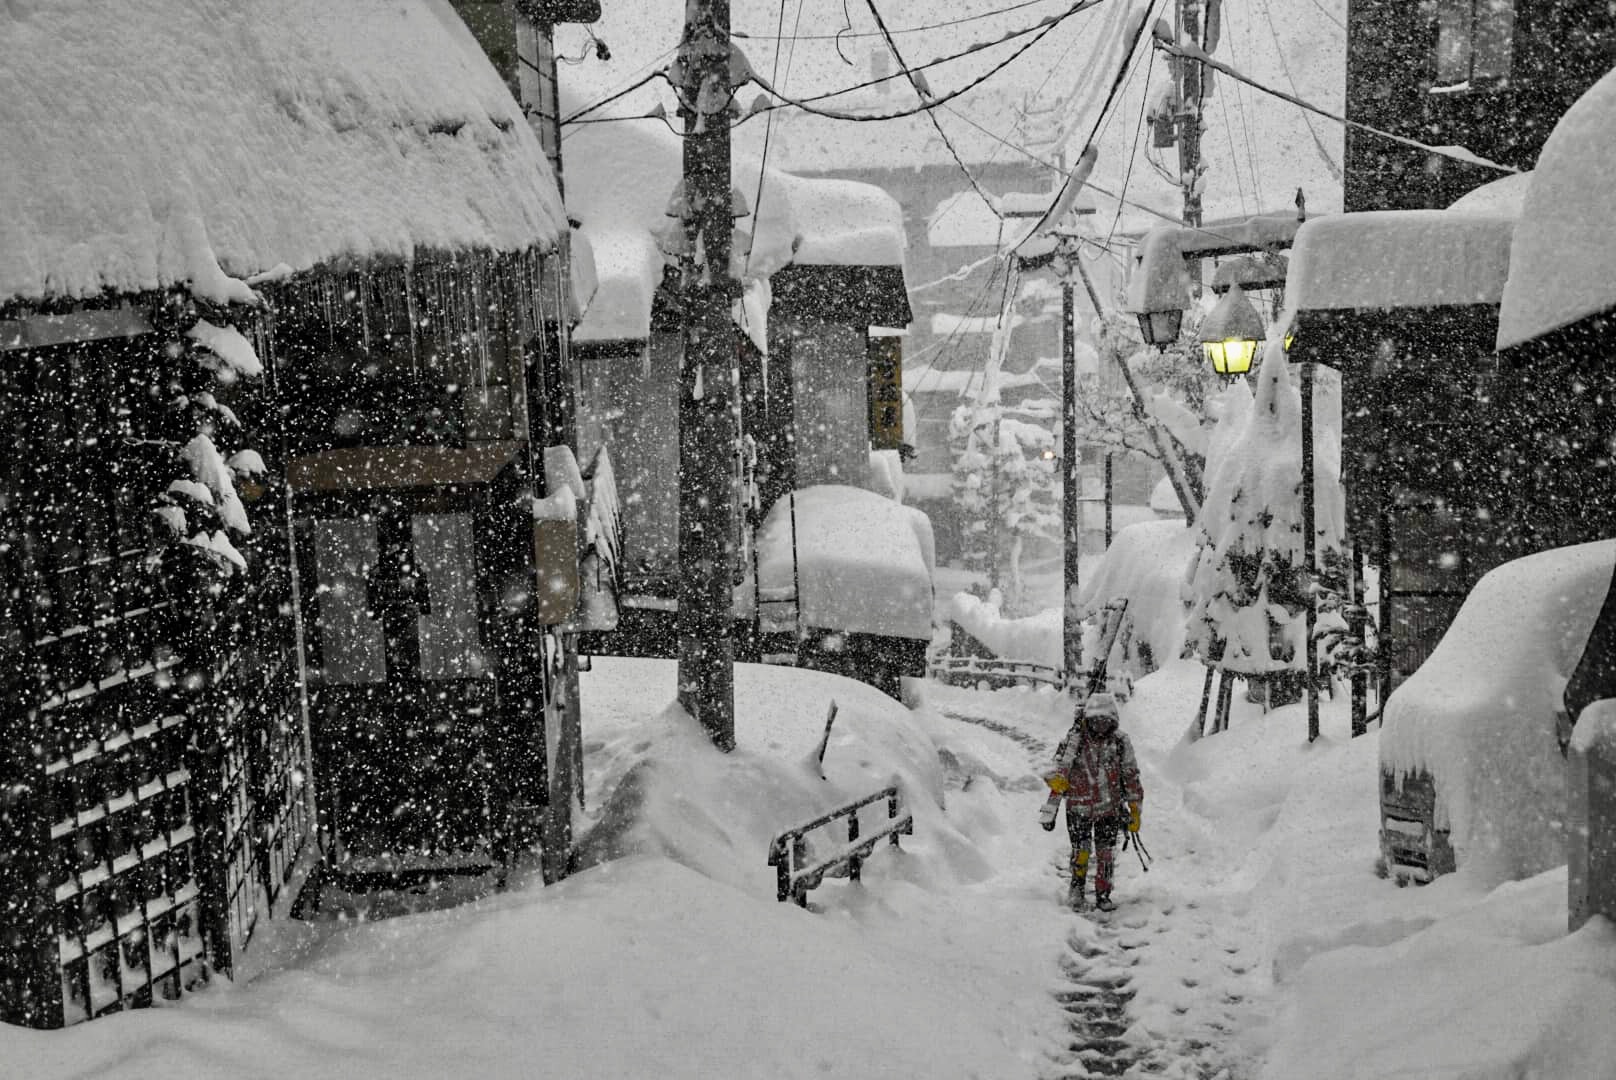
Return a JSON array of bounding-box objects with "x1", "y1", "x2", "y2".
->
[{"x1": 1380, "y1": 541, "x2": 1615, "y2": 886}]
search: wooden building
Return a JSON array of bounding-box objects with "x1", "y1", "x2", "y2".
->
[
  {"x1": 561, "y1": 114, "x2": 934, "y2": 695},
  {"x1": 1344, "y1": 0, "x2": 1616, "y2": 211},
  {"x1": 0, "y1": 0, "x2": 595, "y2": 1027}
]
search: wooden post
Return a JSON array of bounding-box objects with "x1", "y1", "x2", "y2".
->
[
  {"x1": 1351, "y1": 539, "x2": 1369, "y2": 737},
  {"x1": 1062, "y1": 267, "x2": 1083, "y2": 686},
  {"x1": 676, "y1": 0, "x2": 738, "y2": 751},
  {"x1": 1302, "y1": 361, "x2": 1319, "y2": 742}
]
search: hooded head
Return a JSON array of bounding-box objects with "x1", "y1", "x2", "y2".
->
[{"x1": 1082, "y1": 692, "x2": 1120, "y2": 738}]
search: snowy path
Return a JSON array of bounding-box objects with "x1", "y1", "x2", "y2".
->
[{"x1": 925, "y1": 682, "x2": 1261, "y2": 1080}]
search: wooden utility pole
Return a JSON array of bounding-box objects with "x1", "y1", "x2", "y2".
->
[
  {"x1": 1176, "y1": 0, "x2": 1205, "y2": 228},
  {"x1": 676, "y1": 0, "x2": 737, "y2": 751},
  {"x1": 1060, "y1": 249, "x2": 1082, "y2": 683}
]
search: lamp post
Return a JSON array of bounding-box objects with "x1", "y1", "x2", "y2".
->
[{"x1": 1197, "y1": 284, "x2": 1263, "y2": 378}]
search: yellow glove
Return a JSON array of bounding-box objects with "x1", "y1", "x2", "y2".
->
[
  {"x1": 1127, "y1": 801, "x2": 1141, "y2": 833},
  {"x1": 1045, "y1": 772, "x2": 1069, "y2": 794}
]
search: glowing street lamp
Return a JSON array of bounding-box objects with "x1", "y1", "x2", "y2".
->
[{"x1": 1198, "y1": 284, "x2": 1265, "y2": 376}]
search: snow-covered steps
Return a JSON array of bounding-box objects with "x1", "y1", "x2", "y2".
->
[{"x1": 1050, "y1": 876, "x2": 1252, "y2": 1079}]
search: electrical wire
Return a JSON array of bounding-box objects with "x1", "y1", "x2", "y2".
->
[
  {"x1": 1253, "y1": 0, "x2": 1343, "y2": 181},
  {"x1": 734, "y1": 0, "x2": 1064, "y2": 41},
  {"x1": 1154, "y1": 38, "x2": 1519, "y2": 173},
  {"x1": 1216, "y1": 59, "x2": 1251, "y2": 217},
  {"x1": 1223, "y1": 26, "x2": 1267, "y2": 210},
  {"x1": 746, "y1": 0, "x2": 1105, "y2": 125},
  {"x1": 562, "y1": 0, "x2": 1109, "y2": 132},
  {"x1": 864, "y1": 0, "x2": 999, "y2": 211},
  {"x1": 927, "y1": 0, "x2": 1093, "y2": 237},
  {"x1": 1105, "y1": 40, "x2": 1157, "y2": 246},
  {"x1": 561, "y1": 69, "x2": 667, "y2": 124},
  {"x1": 1009, "y1": 0, "x2": 1155, "y2": 246},
  {"x1": 744, "y1": 0, "x2": 800, "y2": 277},
  {"x1": 940, "y1": 103, "x2": 1260, "y2": 243}
]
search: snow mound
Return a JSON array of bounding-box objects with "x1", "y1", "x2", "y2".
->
[
  {"x1": 946, "y1": 589, "x2": 1062, "y2": 670},
  {"x1": 1077, "y1": 519, "x2": 1199, "y2": 677},
  {"x1": 756, "y1": 486, "x2": 935, "y2": 642},
  {"x1": 1262, "y1": 869, "x2": 1616, "y2": 1080},
  {"x1": 0, "y1": 0, "x2": 566, "y2": 303},
  {"x1": 1381, "y1": 540, "x2": 1616, "y2": 886},
  {"x1": 1498, "y1": 64, "x2": 1616, "y2": 350}
]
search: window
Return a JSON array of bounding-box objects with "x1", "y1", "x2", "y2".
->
[{"x1": 1433, "y1": 0, "x2": 1516, "y2": 90}]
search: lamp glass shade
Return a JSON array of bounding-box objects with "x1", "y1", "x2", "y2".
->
[
  {"x1": 1202, "y1": 338, "x2": 1258, "y2": 375},
  {"x1": 1135, "y1": 309, "x2": 1183, "y2": 347},
  {"x1": 1197, "y1": 285, "x2": 1265, "y2": 375}
]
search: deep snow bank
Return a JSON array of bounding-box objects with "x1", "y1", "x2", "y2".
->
[{"x1": 1381, "y1": 540, "x2": 1614, "y2": 886}]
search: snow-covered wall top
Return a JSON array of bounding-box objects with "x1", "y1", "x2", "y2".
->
[
  {"x1": 562, "y1": 112, "x2": 905, "y2": 343},
  {"x1": 0, "y1": 0, "x2": 568, "y2": 305},
  {"x1": 1284, "y1": 210, "x2": 1515, "y2": 314},
  {"x1": 1497, "y1": 65, "x2": 1616, "y2": 350},
  {"x1": 1381, "y1": 539, "x2": 1615, "y2": 887}
]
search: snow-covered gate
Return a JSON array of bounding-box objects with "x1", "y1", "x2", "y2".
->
[{"x1": 0, "y1": 302, "x2": 313, "y2": 1027}]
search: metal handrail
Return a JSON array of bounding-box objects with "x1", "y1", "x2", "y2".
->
[{"x1": 767, "y1": 785, "x2": 913, "y2": 907}]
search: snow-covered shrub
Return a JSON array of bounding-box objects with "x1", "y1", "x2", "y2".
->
[
  {"x1": 145, "y1": 289, "x2": 265, "y2": 665},
  {"x1": 1183, "y1": 342, "x2": 1343, "y2": 685}
]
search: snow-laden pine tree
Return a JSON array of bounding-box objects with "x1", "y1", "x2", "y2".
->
[
  {"x1": 948, "y1": 313, "x2": 1060, "y2": 613},
  {"x1": 1183, "y1": 340, "x2": 1344, "y2": 702}
]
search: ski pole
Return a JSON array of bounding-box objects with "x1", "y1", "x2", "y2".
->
[{"x1": 1132, "y1": 832, "x2": 1153, "y2": 872}]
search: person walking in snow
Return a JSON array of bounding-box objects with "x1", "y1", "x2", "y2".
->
[{"x1": 1045, "y1": 692, "x2": 1143, "y2": 911}]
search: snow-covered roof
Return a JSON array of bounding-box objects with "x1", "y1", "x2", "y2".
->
[
  {"x1": 1446, "y1": 171, "x2": 1533, "y2": 218},
  {"x1": 755, "y1": 485, "x2": 935, "y2": 642},
  {"x1": 1125, "y1": 213, "x2": 1303, "y2": 315},
  {"x1": 0, "y1": 0, "x2": 568, "y2": 305},
  {"x1": 563, "y1": 114, "x2": 906, "y2": 344},
  {"x1": 1283, "y1": 210, "x2": 1516, "y2": 313},
  {"x1": 1381, "y1": 539, "x2": 1615, "y2": 887},
  {"x1": 1497, "y1": 65, "x2": 1616, "y2": 351}
]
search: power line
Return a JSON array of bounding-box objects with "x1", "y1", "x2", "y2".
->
[
  {"x1": 939, "y1": 103, "x2": 1254, "y2": 241},
  {"x1": 864, "y1": 0, "x2": 999, "y2": 211},
  {"x1": 1222, "y1": 25, "x2": 1267, "y2": 209},
  {"x1": 1253, "y1": 0, "x2": 1343, "y2": 181},
  {"x1": 744, "y1": 0, "x2": 801, "y2": 277},
  {"x1": 561, "y1": 69, "x2": 666, "y2": 124},
  {"x1": 1010, "y1": 0, "x2": 1154, "y2": 245},
  {"x1": 562, "y1": 0, "x2": 1106, "y2": 131},
  {"x1": 1106, "y1": 40, "x2": 1157, "y2": 246},
  {"x1": 747, "y1": 0, "x2": 1105, "y2": 125},
  {"x1": 735, "y1": 0, "x2": 1063, "y2": 41},
  {"x1": 1216, "y1": 54, "x2": 1252, "y2": 216},
  {"x1": 1154, "y1": 37, "x2": 1519, "y2": 174}
]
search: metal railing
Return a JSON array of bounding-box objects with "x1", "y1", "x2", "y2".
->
[
  {"x1": 767, "y1": 786, "x2": 913, "y2": 907},
  {"x1": 928, "y1": 654, "x2": 1065, "y2": 689}
]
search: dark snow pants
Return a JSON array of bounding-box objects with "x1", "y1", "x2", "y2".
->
[{"x1": 1066, "y1": 807, "x2": 1122, "y2": 896}]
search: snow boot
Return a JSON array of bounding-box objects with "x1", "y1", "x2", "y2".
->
[
  {"x1": 1067, "y1": 877, "x2": 1087, "y2": 910},
  {"x1": 1094, "y1": 892, "x2": 1117, "y2": 913}
]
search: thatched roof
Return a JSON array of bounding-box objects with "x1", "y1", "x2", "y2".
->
[{"x1": 0, "y1": 0, "x2": 567, "y2": 304}]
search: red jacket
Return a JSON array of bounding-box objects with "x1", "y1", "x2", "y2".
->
[{"x1": 1058, "y1": 731, "x2": 1143, "y2": 817}]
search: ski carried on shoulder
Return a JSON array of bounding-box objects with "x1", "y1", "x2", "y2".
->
[{"x1": 1039, "y1": 600, "x2": 1129, "y2": 832}]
